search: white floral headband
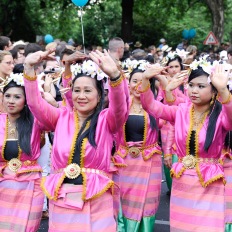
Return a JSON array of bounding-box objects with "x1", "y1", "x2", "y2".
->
[
  {"x1": 71, "y1": 60, "x2": 108, "y2": 81},
  {"x1": 189, "y1": 55, "x2": 232, "y2": 90},
  {"x1": 122, "y1": 59, "x2": 149, "y2": 73},
  {"x1": 1, "y1": 73, "x2": 45, "y2": 92}
]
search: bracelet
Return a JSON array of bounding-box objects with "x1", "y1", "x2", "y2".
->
[
  {"x1": 165, "y1": 95, "x2": 176, "y2": 103},
  {"x1": 220, "y1": 93, "x2": 232, "y2": 104},
  {"x1": 135, "y1": 82, "x2": 150, "y2": 93},
  {"x1": 109, "y1": 74, "x2": 124, "y2": 88},
  {"x1": 23, "y1": 71, "x2": 37, "y2": 81},
  {"x1": 164, "y1": 154, "x2": 172, "y2": 159},
  {"x1": 110, "y1": 73, "x2": 121, "y2": 82}
]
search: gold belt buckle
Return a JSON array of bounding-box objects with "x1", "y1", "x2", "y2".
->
[
  {"x1": 64, "y1": 163, "x2": 81, "y2": 179},
  {"x1": 8, "y1": 158, "x2": 22, "y2": 172},
  {"x1": 182, "y1": 155, "x2": 196, "y2": 169},
  {"x1": 128, "y1": 147, "x2": 140, "y2": 158}
]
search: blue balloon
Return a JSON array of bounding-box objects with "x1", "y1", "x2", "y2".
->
[
  {"x1": 188, "y1": 28, "x2": 196, "y2": 39},
  {"x1": 182, "y1": 29, "x2": 189, "y2": 40},
  {"x1": 44, "y1": 34, "x2": 54, "y2": 44},
  {"x1": 71, "y1": 0, "x2": 89, "y2": 7}
]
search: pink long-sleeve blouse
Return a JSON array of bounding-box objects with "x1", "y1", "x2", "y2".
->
[
  {"x1": 0, "y1": 114, "x2": 43, "y2": 182},
  {"x1": 24, "y1": 75, "x2": 129, "y2": 201},
  {"x1": 141, "y1": 88, "x2": 232, "y2": 187}
]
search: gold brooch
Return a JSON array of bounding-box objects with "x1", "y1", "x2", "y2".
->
[
  {"x1": 64, "y1": 163, "x2": 81, "y2": 179},
  {"x1": 8, "y1": 158, "x2": 22, "y2": 172},
  {"x1": 128, "y1": 147, "x2": 140, "y2": 158},
  {"x1": 182, "y1": 155, "x2": 196, "y2": 169}
]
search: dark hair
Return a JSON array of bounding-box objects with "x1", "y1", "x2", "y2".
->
[
  {"x1": 3, "y1": 80, "x2": 34, "y2": 155},
  {"x1": 0, "y1": 36, "x2": 10, "y2": 50},
  {"x1": 188, "y1": 67, "x2": 222, "y2": 151},
  {"x1": 72, "y1": 74, "x2": 104, "y2": 150},
  {"x1": 60, "y1": 48, "x2": 74, "y2": 61},
  {"x1": 167, "y1": 55, "x2": 183, "y2": 70},
  {"x1": 129, "y1": 68, "x2": 158, "y2": 130},
  {"x1": 13, "y1": 63, "x2": 24, "y2": 74},
  {"x1": 9, "y1": 49, "x2": 18, "y2": 59},
  {"x1": 24, "y1": 43, "x2": 43, "y2": 57}
]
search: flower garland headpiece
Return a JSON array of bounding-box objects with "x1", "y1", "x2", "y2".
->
[
  {"x1": 189, "y1": 55, "x2": 213, "y2": 75},
  {"x1": 122, "y1": 59, "x2": 149, "y2": 74},
  {"x1": 0, "y1": 73, "x2": 45, "y2": 92},
  {"x1": 71, "y1": 59, "x2": 108, "y2": 81}
]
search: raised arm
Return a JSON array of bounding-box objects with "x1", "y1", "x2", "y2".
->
[
  {"x1": 89, "y1": 50, "x2": 129, "y2": 133},
  {"x1": 24, "y1": 50, "x2": 61, "y2": 131},
  {"x1": 211, "y1": 64, "x2": 232, "y2": 130},
  {"x1": 139, "y1": 65, "x2": 177, "y2": 123}
]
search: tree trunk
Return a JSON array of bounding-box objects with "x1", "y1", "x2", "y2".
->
[
  {"x1": 204, "y1": 0, "x2": 224, "y2": 44},
  {"x1": 121, "y1": 0, "x2": 134, "y2": 43}
]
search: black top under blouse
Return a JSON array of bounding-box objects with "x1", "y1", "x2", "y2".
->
[
  {"x1": 189, "y1": 130, "x2": 196, "y2": 156},
  {"x1": 4, "y1": 140, "x2": 19, "y2": 161},
  {"x1": 125, "y1": 115, "x2": 144, "y2": 142},
  {"x1": 63, "y1": 140, "x2": 83, "y2": 185}
]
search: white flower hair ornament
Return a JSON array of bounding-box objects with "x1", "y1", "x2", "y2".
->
[
  {"x1": 2, "y1": 73, "x2": 45, "y2": 93},
  {"x1": 176, "y1": 49, "x2": 189, "y2": 60},
  {"x1": 189, "y1": 55, "x2": 212, "y2": 74},
  {"x1": 71, "y1": 60, "x2": 108, "y2": 81}
]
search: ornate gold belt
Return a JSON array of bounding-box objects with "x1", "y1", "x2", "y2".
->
[
  {"x1": 8, "y1": 158, "x2": 22, "y2": 172},
  {"x1": 121, "y1": 143, "x2": 159, "y2": 159},
  {"x1": 179, "y1": 155, "x2": 219, "y2": 169},
  {"x1": 7, "y1": 158, "x2": 38, "y2": 172},
  {"x1": 63, "y1": 163, "x2": 107, "y2": 179}
]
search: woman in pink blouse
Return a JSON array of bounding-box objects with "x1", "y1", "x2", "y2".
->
[
  {"x1": 138, "y1": 62, "x2": 232, "y2": 232},
  {"x1": 23, "y1": 49, "x2": 129, "y2": 232}
]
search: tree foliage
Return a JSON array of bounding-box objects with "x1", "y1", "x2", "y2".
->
[{"x1": 0, "y1": 0, "x2": 232, "y2": 49}]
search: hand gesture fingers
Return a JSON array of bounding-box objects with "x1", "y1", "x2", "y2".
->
[{"x1": 89, "y1": 49, "x2": 119, "y2": 78}]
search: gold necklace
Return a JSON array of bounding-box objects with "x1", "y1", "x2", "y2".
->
[
  {"x1": 8, "y1": 120, "x2": 17, "y2": 137},
  {"x1": 192, "y1": 107, "x2": 209, "y2": 128},
  {"x1": 131, "y1": 98, "x2": 143, "y2": 114}
]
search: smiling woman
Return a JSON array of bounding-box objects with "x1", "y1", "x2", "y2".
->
[
  {"x1": 23, "y1": 49, "x2": 129, "y2": 232},
  {"x1": 137, "y1": 59, "x2": 232, "y2": 232},
  {"x1": 0, "y1": 77, "x2": 45, "y2": 231}
]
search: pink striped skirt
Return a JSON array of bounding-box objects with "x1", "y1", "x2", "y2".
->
[
  {"x1": 0, "y1": 177, "x2": 43, "y2": 232},
  {"x1": 49, "y1": 184, "x2": 116, "y2": 232},
  {"x1": 170, "y1": 170, "x2": 225, "y2": 232},
  {"x1": 224, "y1": 158, "x2": 232, "y2": 224},
  {"x1": 116, "y1": 154, "x2": 162, "y2": 221}
]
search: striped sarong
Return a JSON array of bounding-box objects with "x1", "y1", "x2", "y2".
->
[
  {"x1": 224, "y1": 158, "x2": 232, "y2": 228},
  {"x1": 116, "y1": 154, "x2": 162, "y2": 231},
  {"x1": 0, "y1": 178, "x2": 43, "y2": 232},
  {"x1": 170, "y1": 169, "x2": 224, "y2": 232},
  {"x1": 48, "y1": 184, "x2": 116, "y2": 232}
]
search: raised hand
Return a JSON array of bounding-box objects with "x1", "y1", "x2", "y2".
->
[
  {"x1": 89, "y1": 49, "x2": 120, "y2": 79},
  {"x1": 142, "y1": 64, "x2": 165, "y2": 80},
  {"x1": 63, "y1": 51, "x2": 88, "y2": 65},
  {"x1": 24, "y1": 49, "x2": 56, "y2": 67},
  {"x1": 210, "y1": 64, "x2": 229, "y2": 93},
  {"x1": 166, "y1": 70, "x2": 189, "y2": 92}
]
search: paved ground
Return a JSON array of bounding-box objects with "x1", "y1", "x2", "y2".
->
[{"x1": 38, "y1": 170, "x2": 171, "y2": 232}]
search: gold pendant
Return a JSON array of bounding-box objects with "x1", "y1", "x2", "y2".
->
[
  {"x1": 128, "y1": 147, "x2": 140, "y2": 158},
  {"x1": 8, "y1": 158, "x2": 22, "y2": 172},
  {"x1": 182, "y1": 155, "x2": 196, "y2": 169},
  {"x1": 64, "y1": 163, "x2": 81, "y2": 179}
]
